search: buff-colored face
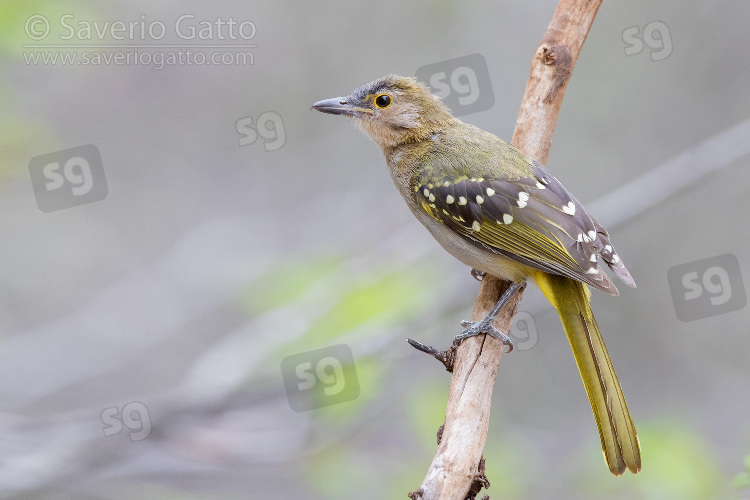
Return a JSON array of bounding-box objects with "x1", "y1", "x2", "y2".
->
[{"x1": 312, "y1": 75, "x2": 452, "y2": 148}]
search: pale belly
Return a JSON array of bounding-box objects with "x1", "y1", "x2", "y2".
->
[{"x1": 412, "y1": 205, "x2": 532, "y2": 283}]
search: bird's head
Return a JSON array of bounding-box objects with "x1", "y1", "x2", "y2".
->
[{"x1": 312, "y1": 75, "x2": 456, "y2": 149}]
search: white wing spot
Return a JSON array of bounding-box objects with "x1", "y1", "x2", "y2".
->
[
  {"x1": 582, "y1": 233, "x2": 591, "y2": 243},
  {"x1": 414, "y1": 185, "x2": 419, "y2": 192},
  {"x1": 612, "y1": 254, "x2": 620, "y2": 263},
  {"x1": 428, "y1": 193, "x2": 435, "y2": 202},
  {"x1": 516, "y1": 192, "x2": 529, "y2": 208},
  {"x1": 423, "y1": 188, "x2": 429, "y2": 197},
  {"x1": 535, "y1": 182, "x2": 546, "y2": 189},
  {"x1": 562, "y1": 201, "x2": 576, "y2": 215},
  {"x1": 486, "y1": 187, "x2": 495, "y2": 196},
  {"x1": 577, "y1": 233, "x2": 584, "y2": 243},
  {"x1": 458, "y1": 196, "x2": 467, "y2": 205},
  {"x1": 444, "y1": 181, "x2": 450, "y2": 187},
  {"x1": 588, "y1": 230, "x2": 596, "y2": 241},
  {"x1": 589, "y1": 253, "x2": 598, "y2": 262},
  {"x1": 605, "y1": 244, "x2": 612, "y2": 252},
  {"x1": 476, "y1": 195, "x2": 484, "y2": 204},
  {"x1": 503, "y1": 214, "x2": 513, "y2": 224},
  {"x1": 446, "y1": 195, "x2": 455, "y2": 204},
  {"x1": 472, "y1": 221, "x2": 481, "y2": 232},
  {"x1": 586, "y1": 267, "x2": 598, "y2": 274}
]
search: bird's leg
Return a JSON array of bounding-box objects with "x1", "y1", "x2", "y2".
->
[
  {"x1": 470, "y1": 268, "x2": 486, "y2": 281},
  {"x1": 454, "y1": 280, "x2": 526, "y2": 352},
  {"x1": 407, "y1": 280, "x2": 525, "y2": 369}
]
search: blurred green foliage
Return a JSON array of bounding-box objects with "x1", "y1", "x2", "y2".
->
[
  {"x1": 261, "y1": 257, "x2": 738, "y2": 498},
  {"x1": 244, "y1": 256, "x2": 342, "y2": 315},
  {"x1": 301, "y1": 267, "x2": 431, "y2": 345},
  {"x1": 311, "y1": 356, "x2": 384, "y2": 421},
  {"x1": 305, "y1": 440, "x2": 427, "y2": 499},
  {"x1": 247, "y1": 255, "x2": 437, "y2": 355},
  {"x1": 0, "y1": 1, "x2": 84, "y2": 179},
  {"x1": 406, "y1": 379, "x2": 448, "y2": 451},
  {"x1": 573, "y1": 420, "x2": 724, "y2": 499},
  {"x1": 625, "y1": 422, "x2": 723, "y2": 499},
  {"x1": 0, "y1": 1, "x2": 96, "y2": 55},
  {"x1": 734, "y1": 455, "x2": 750, "y2": 490}
]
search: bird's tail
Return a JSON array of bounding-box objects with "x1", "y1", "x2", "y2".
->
[{"x1": 534, "y1": 271, "x2": 641, "y2": 475}]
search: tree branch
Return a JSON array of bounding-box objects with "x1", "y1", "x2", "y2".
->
[{"x1": 410, "y1": 1, "x2": 602, "y2": 498}]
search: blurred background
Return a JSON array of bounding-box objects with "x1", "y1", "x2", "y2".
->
[{"x1": 1, "y1": 0, "x2": 749, "y2": 498}]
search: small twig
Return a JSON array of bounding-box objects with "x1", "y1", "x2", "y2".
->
[
  {"x1": 466, "y1": 456, "x2": 490, "y2": 500},
  {"x1": 407, "y1": 489, "x2": 424, "y2": 500},
  {"x1": 407, "y1": 339, "x2": 457, "y2": 372}
]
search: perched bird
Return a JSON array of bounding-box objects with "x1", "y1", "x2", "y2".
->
[{"x1": 312, "y1": 75, "x2": 641, "y2": 476}]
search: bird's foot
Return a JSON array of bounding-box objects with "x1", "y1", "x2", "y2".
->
[
  {"x1": 454, "y1": 280, "x2": 526, "y2": 352},
  {"x1": 471, "y1": 268, "x2": 486, "y2": 281},
  {"x1": 408, "y1": 281, "x2": 526, "y2": 367},
  {"x1": 455, "y1": 318, "x2": 513, "y2": 351}
]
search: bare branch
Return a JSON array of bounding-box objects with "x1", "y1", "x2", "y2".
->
[{"x1": 413, "y1": 1, "x2": 602, "y2": 498}]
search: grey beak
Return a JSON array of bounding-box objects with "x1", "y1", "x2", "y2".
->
[{"x1": 311, "y1": 97, "x2": 363, "y2": 117}]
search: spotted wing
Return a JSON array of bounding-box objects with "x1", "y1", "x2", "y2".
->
[{"x1": 414, "y1": 162, "x2": 635, "y2": 295}]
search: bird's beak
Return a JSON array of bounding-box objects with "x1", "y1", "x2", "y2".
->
[{"x1": 311, "y1": 97, "x2": 369, "y2": 117}]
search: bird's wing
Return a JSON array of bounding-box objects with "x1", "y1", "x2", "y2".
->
[{"x1": 413, "y1": 162, "x2": 635, "y2": 295}]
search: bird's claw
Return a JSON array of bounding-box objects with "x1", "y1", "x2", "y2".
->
[
  {"x1": 471, "y1": 268, "x2": 486, "y2": 281},
  {"x1": 455, "y1": 318, "x2": 513, "y2": 352},
  {"x1": 452, "y1": 280, "x2": 526, "y2": 352}
]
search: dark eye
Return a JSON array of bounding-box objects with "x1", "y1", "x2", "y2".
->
[{"x1": 374, "y1": 94, "x2": 392, "y2": 108}]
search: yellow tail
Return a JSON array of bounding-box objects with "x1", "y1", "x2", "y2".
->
[{"x1": 535, "y1": 271, "x2": 641, "y2": 475}]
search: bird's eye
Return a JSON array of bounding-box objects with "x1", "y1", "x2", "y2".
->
[{"x1": 374, "y1": 94, "x2": 392, "y2": 108}]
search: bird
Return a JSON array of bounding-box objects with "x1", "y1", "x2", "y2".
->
[{"x1": 312, "y1": 74, "x2": 641, "y2": 476}]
